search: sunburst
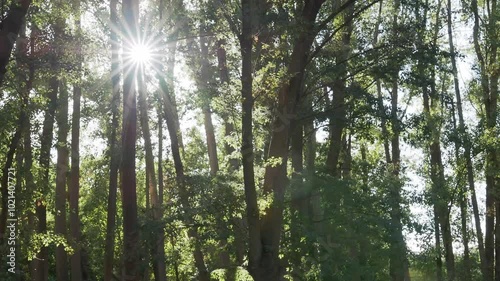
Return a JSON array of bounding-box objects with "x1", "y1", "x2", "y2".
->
[{"x1": 129, "y1": 42, "x2": 152, "y2": 65}]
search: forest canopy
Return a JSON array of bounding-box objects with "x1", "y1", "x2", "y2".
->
[{"x1": 0, "y1": 0, "x2": 499, "y2": 280}]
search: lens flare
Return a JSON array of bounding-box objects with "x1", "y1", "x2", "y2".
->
[{"x1": 130, "y1": 43, "x2": 152, "y2": 64}]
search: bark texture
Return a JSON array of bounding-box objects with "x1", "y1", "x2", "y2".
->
[{"x1": 121, "y1": 0, "x2": 140, "y2": 280}]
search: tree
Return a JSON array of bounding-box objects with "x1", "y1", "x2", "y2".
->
[
  {"x1": 104, "y1": 0, "x2": 121, "y2": 280},
  {"x1": 0, "y1": 0, "x2": 31, "y2": 86},
  {"x1": 471, "y1": 0, "x2": 499, "y2": 280},
  {"x1": 121, "y1": 0, "x2": 141, "y2": 279}
]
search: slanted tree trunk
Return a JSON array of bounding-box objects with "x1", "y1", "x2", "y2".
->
[
  {"x1": 196, "y1": 27, "x2": 234, "y2": 278},
  {"x1": 446, "y1": 0, "x2": 485, "y2": 278},
  {"x1": 451, "y1": 92, "x2": 472, "y2": 280},
  {"x1": 0, "y1": 0, "x2": 31, "y2": 86},
  {"x1": 256, "y1": 0, "x2": 326, "y2": 279},
  {"x1": 121, "y1": 0, "x2": 140, "y2": 279},
  {"x1": 158, "y1": 28, "x2": 210, "y2": 281},
  {"x1": 104, "y1": 0, "x2": 120, "y2": 280},
  {"x1": 446, "y1": 1, "x2": 471, "y2": 280},
  {"x1": 423, "y1": 87, "x2": 455, "y2": 281}
]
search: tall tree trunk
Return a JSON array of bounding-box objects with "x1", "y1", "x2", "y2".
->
[
  {"x1": 289, "y1": 116, "x2": 305, "y2": 281},
  {"x1": 34, "y1": 36, "x2": 58, "y2": 280},
  {"x1": 257, "y1": 0, "x2": 325, "y2": 279},
  {"x1": 104, "y1": 0, "x2": 120, "y2": 280},
  {"x1": 53, "y1": 3, "x2": 69, "y2": 277},
  {"x1": 421, "y1": 1, "x2": 456, "y2": 279},
  {"x1": 157, "y1": 102, "x2": 167, "y2": 281},
  {"x1": 423, "y1": 88, "x2": 455, "y2": 281},
  {"x1": 158, "y1": 104, "x2": 164, "y2": 205},
  {"x1": 158, "y1": 31, "x2": 210, "y2": 281},
  {"x1": 0, "y1": 0, "x2": 31, "y2": 86},
  {"x1": 138, "y1": 66, "x2": 166, "y2": 281},
  {"x1": 55, "y1": 82, "x2": 69, "y2": 281},
  {"x1": 388, "y1": 77, "x2": 407, "y2": 281},
  {"x1": 446, "y1": 0, "x2": 485, "y2": 276},
  {"x1": 446, "y1": 1, "x2": 473, "y2": 279},
  {"x1": 69, "y1": 1, "x2": 83, "y2": 279},
  {"x1": 387, "y1": 1, "x2": 409, "y2": 280},
  {"x1": 471, "y1": 1, "x2": 498, "y2": 280},
  {"x1": 216, "y1": 39, "x2": 239, "y2": 171},
  {"x1": 197, "y1": 27, "x2": 234, "y2": 278},
  {"x1": 372, "y1": 1, "x2": 391, "y2": 165},
  {"x1": 326, "y1": 0, "x2": 354, "y2": 177},
  {"x1": 199, "y1": 27, "x2": 219, "y2": 176},
  {"x1": 239, "y1": 0, "x2": 261, "y2": 278},
  {"x1": 121, "y1": 0, "x2": 140, "y2": 279},
  {"x1": 22, "y1": 26, "x2": 36, "y2": 277},
  {"x1": 24, "y1": 113, "x2": 36, "y2": 280}
]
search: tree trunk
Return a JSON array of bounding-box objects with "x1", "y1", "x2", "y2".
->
[
  {"x1": 22, "y1": 29, "x2": 36, "y2": 276},
  {"x1": 239, "y1": 0, "x2": 261, "y2": 278},
  {"x1": 418, "y1": 1, "x2": 456, "y2": 279},
  {"x1": 388, "y1": 78, "x2": 407, "y2": 281},
  {"x1": 424, "y1": 87, "x2": 455, "y2": 281},
  {"x1": 104, "y1": 0, "x2": 120, "y2": 280},
  {"x1": 199, "y1": 28, "x2": 219, "y2": 176},
  {"x1": 289, "y1": 117, "x2": 305, "y2": 280},
  {"x1": 69, "y1": 1, "x2": 83, "y2": 280},
  {"x1": 51, "y1": 5, "x2": 69, "y2": 277},
  {"x1": 387, "y1": 1, "x2": 409, "y2": 280},
  {"x1": 158, "y1": 31, "x2": 210, "y2": 281},
  {"x1": 459, "y1": 188, "x2": 472, "y2": 281},
  {"x1": 34, "y1": 39, "x2": 58, "y2": 280},
  {"x1": 55, "y1": 82, "x2": 69, "y2": 281},
  {"x1": 372, "y1": 0, "x2": 391, "y2": 165},
  {"x1": 216, "y1": 39, "x2": 239, "y2": 171},
  {"x1": 138, "y1": 66, "x2": 166, "y2": 281},
  {"x1": 257, "y1": 0, "x2": 325, "y2": 279},
  {"x1": 471, "y1": 1, "x2": 498, "y2": 280},
  {"x1": 0, "y1": 0, "x2": 31, "y2": 86},
  {"x1": 326, "y1": 0, "x2": 354, "y2": 177},
  {"x1": 121, "y1": 0, "x2": 140, "y2": 279},
  {"x1": 24, "y1": 113, "x2": 36, "y2": 280},
  {"x1": 158, "y1": 104, "x2": 164, "y2": 205},
  {"x1": 447, "y1": 0, "x2": 487, "y2": 278}
]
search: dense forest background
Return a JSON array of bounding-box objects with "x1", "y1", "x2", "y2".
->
[{"x1": 0, "y1": 0, "x2": 499, "y2": 280}]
